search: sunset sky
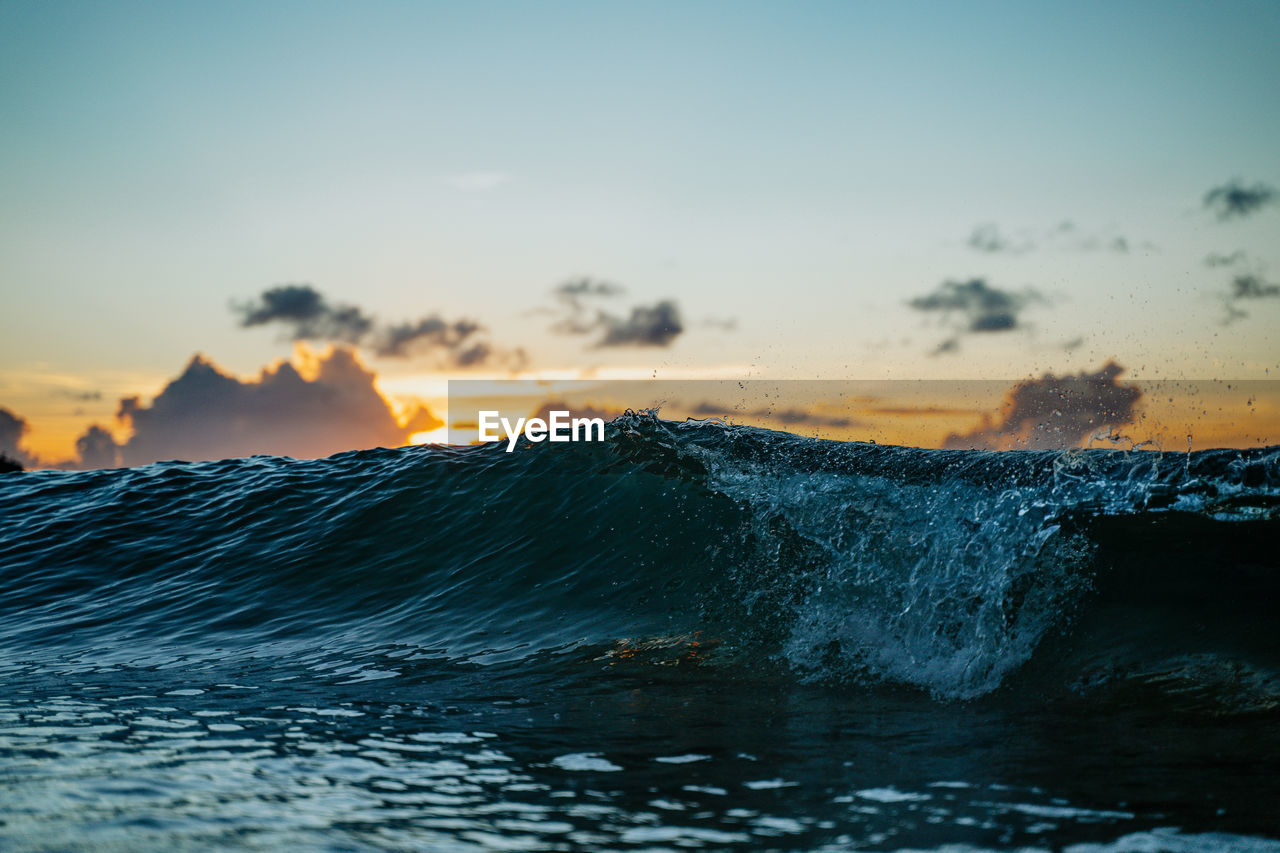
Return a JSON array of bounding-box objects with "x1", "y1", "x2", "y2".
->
[{"x1": 1, "y1": 1, "x2": 1277, "y2": 465}]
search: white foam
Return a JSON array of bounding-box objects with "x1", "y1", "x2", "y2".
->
[
  {"x1": 620, "y1": 826, "x2": 750, "y2": 844},
  {"x1": 978, "y1": 801, "x2": 1132, "y2": 820},
  {"x1": 550, "y1": 752, "x2": 622, "y2": 772},
  {"x1": 855, "y1": 786, "x2": 931, "y2": 803},
  {"x1": 705, "y1": 461, "x2": 1091, "y2": 698},
  {"x1": 682, "y1": 784, "x2": 728, "y2": 796},
  {"x1": 744, "y1": 778, "x2": 799, "y2": 790}
]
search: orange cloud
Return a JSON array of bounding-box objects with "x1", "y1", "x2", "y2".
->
[{"x1": 110, "y1": 347, "x2": 421, "y2": 466}]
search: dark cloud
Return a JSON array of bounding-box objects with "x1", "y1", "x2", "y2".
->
[
  {"x1": 942, "y1": 362, "x2": 1141, "y2": 450},
  {"x1": 114, "y1": 349, "x2": 413, "y2": 467},
  {"x1": 374, "y1": 316, "x2": 480, "y2": 357},
  {"x1": 968, "y1": 223, "x2": 1027, "y2": 254},
  {"x1": 910, "y1": 279, "x2": 1039, "y2": 332},
  {"x1": 1206, "y1": 252, "x2": 1280, "y2": 324},
  {"x1": 74, "y1": 425, "x2": 120, "y2": 469},
  {"x1": 549, "y1": 278, "x2": 628, "y2": 336},
  {"x1": 0, "y1": 407, "x2": 32, "y2": 468},
  {"x1": 378, "y1": 320, "x2": 525, "y2": 369},
  {"x1": 598, "y1": 300, "x2": 684, "y2": 348},
  {"x1": 555, "y1": 277, "x2": 626, "y2": 305},
  {"x1": 456, "y1": 342, "x2": 490, "y2": 367},
  {"x1": 1204, "y1": 250, "x2": 1247, "y2": 268},
  {"x1": 12, "y1": 350, "x2": 434, "y2": 471},
  {"x1": 1222, "y1": 273, "x2": 1280, "y2": 324},
  {"x1": 373, "y1": 313, "x2": 483, "y2": 353},
  {"x1": 237, "y1": 284, "x2": 518, "y2": 368},
  {"x1": 933, "y1": 337, "x2": 961, "y2": 355},
  {"x1": 908, "y1": 278, "x2": 1046, "y2": 353},
  {"x1": 236, "y1": 284, "x2": 374, "y2": 343},
  {"x1": 55, "y1": 389, "x2": 103, "y2": 402},
  {"x1": 1230, "y1": 275, "x2": 1280, "y2": 300},
  {"x1": 966, "y1": 221, "x2": 1133, "y2": 255},
  {"x1": 1, "y1": 407, "x2": 111, "y2": 470},
  {"x1": 547, "y1": 277, "x2": 686, "y2": 348},
  {"x1": 1203, "y1": 180, "x2": 1277, "y2": 221}
]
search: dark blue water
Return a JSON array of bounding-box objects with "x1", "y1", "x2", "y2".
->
[{"x1": 2, "y1": 415, "x2": 1278, "y2": 850}]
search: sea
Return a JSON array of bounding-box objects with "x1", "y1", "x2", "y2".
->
[{"x1": 1, "y1": 413, "x2": 1278, "y2": 851}]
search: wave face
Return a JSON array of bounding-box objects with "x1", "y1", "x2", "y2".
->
[{"x1": 2, "y1": 414, "x2": 1277, "y2": 701}]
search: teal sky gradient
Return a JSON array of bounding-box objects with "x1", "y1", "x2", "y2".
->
[{"x1": 2, "y1": 0, "x2": 1278, "y2": 404}]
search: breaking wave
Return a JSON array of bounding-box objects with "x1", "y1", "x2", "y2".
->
[{"x1": 2, "y1": 413, "x2": 1276, "y2": 703}]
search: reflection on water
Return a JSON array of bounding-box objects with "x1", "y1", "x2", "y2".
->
[{"x1": 3, "y1": 655, "x2": 1279, "y2": 851}]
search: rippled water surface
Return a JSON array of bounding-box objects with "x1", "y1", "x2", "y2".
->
[{"x1": 6, "y1": 657, "x2": 1278, "y2": 851}]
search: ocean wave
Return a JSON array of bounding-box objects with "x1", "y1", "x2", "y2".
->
[{"x1": 1, "y1": 413, "x2": 1276, "y2": 702}]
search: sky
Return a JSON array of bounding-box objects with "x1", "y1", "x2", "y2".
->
[{"x1": 1, "y1": 1, "x2": 1278, "y2": 465}]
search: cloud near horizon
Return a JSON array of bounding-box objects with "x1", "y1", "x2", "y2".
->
[
  {"x1": 1, "y1": 407, "x2": 33, "y2": 468},
  {"x1": 101, "y1": 347, "x2": 427, "y2": 467},
  {"x1": 2, "y1": 407, "x2": 119, "y2": 471},
  {"x1": 74, "y1": 425, "x2": 120, "y2": 469},
  {"x1": 942, "y1": 361, "x2": 1141, "y2": 450},
  {"x1": 5, "y1": 347, "x2": 443, "y2": 470}
]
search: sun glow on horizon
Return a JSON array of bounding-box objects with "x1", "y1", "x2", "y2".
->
[{"x1": 408, "y1": 426, "x2": 450, "y2": 446}]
